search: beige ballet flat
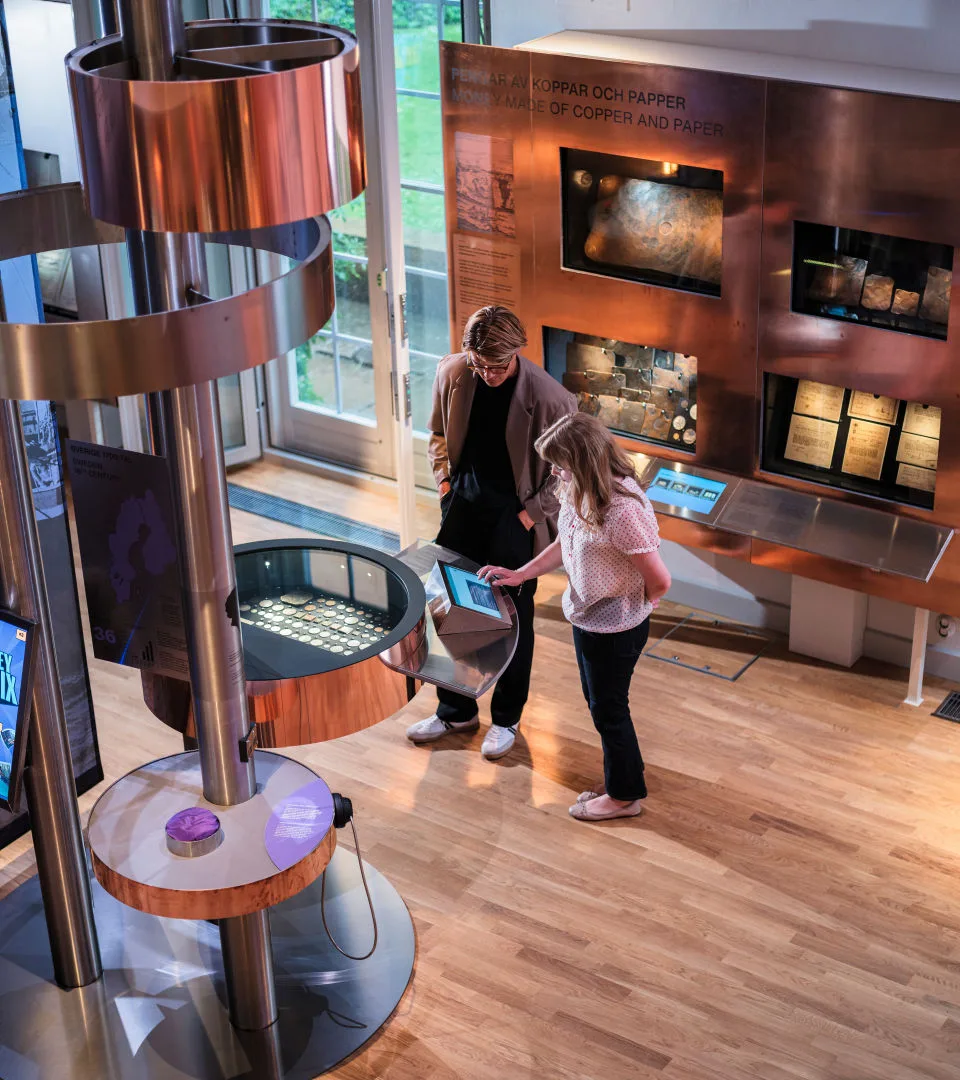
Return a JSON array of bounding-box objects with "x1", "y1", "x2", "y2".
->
[{"x1": 569, "y1": 797, "x2": 643, "y2": 822}]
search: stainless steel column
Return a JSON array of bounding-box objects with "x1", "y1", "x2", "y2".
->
[
  {"x1": 0, "y1": 400, "x2": 102, "y2": 988},
  {"x1": 115, "y1": 0, "x2": 277, "y2": 1030}
]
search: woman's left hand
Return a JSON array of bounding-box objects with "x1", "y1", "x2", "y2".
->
[{"x1": 478, "y1": 564, "x2": 524, "y2": 587}]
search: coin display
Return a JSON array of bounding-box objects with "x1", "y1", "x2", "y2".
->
[{"x1": 238, "y1": 589, "x2": 396, "y2": 660}]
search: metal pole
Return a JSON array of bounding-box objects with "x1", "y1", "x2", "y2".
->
[
  {"x1": 71, "y1": 0, "x2": 118, "y2": 46},
  {"x1": 115, "y1": 0, "x2": 277, "y2": 1030},
  {"x1": 462, "y1": 0, "x2": 481, "y2": 45},
  {"x1": 0, "y1": 399, "x2": 102, "y2": 988}
]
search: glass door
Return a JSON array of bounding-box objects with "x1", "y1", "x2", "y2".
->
[
  {"x1": 266, "y1": 0, "x2": 462, "y2": 482},
  {"x1": 219, "y1": 371, "x2": 261, "y2": 466}
]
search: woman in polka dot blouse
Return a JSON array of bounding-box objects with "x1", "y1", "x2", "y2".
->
[{"x1": 480, "y1": 412, "x2": 671, "y2": 822}]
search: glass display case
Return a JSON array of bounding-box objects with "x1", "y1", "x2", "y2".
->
[
  {"x1": 234, "y1": 542, "x2": 425, "y2": 681},
  {"x1": 561, "y1": 148, "x2": 723, "y2": 296},
  {"x1": 762, "y1": 374, "x2": 940, "y2": 510},
  {"x1": 792, "y1": 222, "x2": 953, "y2": 340},
  {"x1": 544, "y1": 327, "x2": 698, "y2": 451}
]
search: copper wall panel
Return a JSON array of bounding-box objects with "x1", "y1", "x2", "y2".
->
[
  {"x1": 441, "y1": 43, "x2": 960, "y2": 617},
  {"x1": 527, "y1": 53, "x2": 764, "y2": 477},
  {"x1": 440, "y1": 43, "x2": 765, "y2": 475},
  {"x1": 760, "y1": 81, "x2": 960, "y2": 527}
]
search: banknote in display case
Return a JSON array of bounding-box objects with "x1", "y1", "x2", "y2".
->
[
  {"x1": 784, "y1": 414, "x2": 839, "y2": 469},
  {"x1": 896, "y1": 463, "x2": 937, "y2": 493},
  {"x1": 762, "y1": 374, "x2": 936, "y2": 509},
  {"x1": 896, "y1": 431, "x2": 940, "y2": 471},
  {"x1": 902, "y1": 402, "x2": 941, "y2": 440},
  {"x1": 793, "y1": 379, "x2": 844, "y2": 422},
  {"x1": 841, "y1": 419, "x2": 889, "y2": 481},
  {"x1": 847, "y1": 391, "x2": 900, "y2": 425}
]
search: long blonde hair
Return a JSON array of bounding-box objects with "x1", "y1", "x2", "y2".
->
[{"x1": 535, "y1": 412, "x2": 641, "y2": 528}]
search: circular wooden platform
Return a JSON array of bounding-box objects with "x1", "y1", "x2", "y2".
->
[{"x1": 86, "y1": 751, "x2": 336, "y2": 920}]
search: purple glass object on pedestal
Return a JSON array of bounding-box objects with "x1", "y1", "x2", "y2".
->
[{"x1": 165, "y1": 806, "x2": 223, "y2": 858}]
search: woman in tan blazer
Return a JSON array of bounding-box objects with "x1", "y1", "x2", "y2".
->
[{"x1": 407, "y1": 306, "x2": 576, "y2": 760}]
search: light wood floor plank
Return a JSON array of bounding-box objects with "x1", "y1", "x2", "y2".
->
[{"x1": 1, "y1": 459, "x2": 959, "y2": 1078}]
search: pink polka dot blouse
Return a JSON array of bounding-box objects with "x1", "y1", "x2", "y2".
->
[{"x1": 558, "y1": 476, "x2": 661, "y2": 633}]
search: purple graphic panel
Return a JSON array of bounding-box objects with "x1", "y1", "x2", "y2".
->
[{"x1": 264, "y1": 779, "x2": 334, "y2": 871}]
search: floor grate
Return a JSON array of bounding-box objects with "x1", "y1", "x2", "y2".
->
[
  {"x1": 932, "y1": 690, "x2": 960, "y2": 723},
  {"x1": 226, "y1": 484, "x2": 402, "y2": 553}
]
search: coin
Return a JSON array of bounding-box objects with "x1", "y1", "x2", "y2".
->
[{"x1": 281, "y1": 591, "x2": 312, "y2": 606}]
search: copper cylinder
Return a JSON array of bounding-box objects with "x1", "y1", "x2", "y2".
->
[{"x1": 66, "y1": 21, "x2": 366, "y2": 233}]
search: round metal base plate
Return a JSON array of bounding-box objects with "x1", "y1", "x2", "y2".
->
[{"x1": 0, "y1": 847, "x2": 415, "y2": 1079}]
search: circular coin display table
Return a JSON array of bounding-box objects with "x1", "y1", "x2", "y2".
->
[
  {"x1": 142, "y1": 540, "x2": 427, "y2": 748},
  {"x1": 86, "y1": 752, "x2": 336, "y2": 920}
]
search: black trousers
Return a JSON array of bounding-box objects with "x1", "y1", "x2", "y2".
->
[
  {"x1": 435, "y1": 492, "x2": 535, "y2": 728},
  {"x1": 572, "y1": 619, "x2": 650, "y2": 801}
]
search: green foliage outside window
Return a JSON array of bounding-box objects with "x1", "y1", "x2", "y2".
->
[{"x1": 269, "y1": 0, "x2": 460, "y2": 32}]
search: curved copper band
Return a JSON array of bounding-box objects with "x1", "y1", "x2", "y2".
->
[
  {"x1": 0, "y1": 184, "x2": 333, "y2": 402},
  {"x1": 67, "y1": 20, "x2": 366, "y2": 233}
]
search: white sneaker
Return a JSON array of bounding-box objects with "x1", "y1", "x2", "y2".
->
[
  {"x1": 406, "y1": 713, "x2": 479, "y2": 744},
  {"x1": 481, "y1": 723, "x2": 518, "y2": 760}
]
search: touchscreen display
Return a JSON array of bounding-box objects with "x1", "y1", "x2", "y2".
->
[
  {"x1": 440, "y1": 563, "x2": 502, "y2": 618},
  {"x1": 647, "y1": 467, "x2": 727, "y2": 516},
  {"x1": 0, "y1": 612, "x2": 33, "y2": 807}
]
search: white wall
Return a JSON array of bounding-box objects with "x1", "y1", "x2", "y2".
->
[
  {"x1": 4, "y1": 0, "x2": 80, "y2": 182},
  {"x1": 493, "y1": 0, "x2": 960, "y2": 79}
]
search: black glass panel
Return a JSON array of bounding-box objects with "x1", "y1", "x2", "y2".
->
[
  {"x1": 762, "y1": 374, "x2": 939, "y2": 511},
  {"x1": 792, "y1": 221, "x2": 953, "y2": 340},
  {"x1": 544, "y1": 326, "x2": 698, "y2": 452},
  {"x1": 235, "y1": 545, "x2": 412, "y2": 681},
  {"x1": 561, "y1": 147, "x2": 723, "y2": 297}
]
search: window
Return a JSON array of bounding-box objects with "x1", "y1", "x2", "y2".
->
[
  {"x1": 270, "y1": 0, "x2": 461, "y2": 436},
  {"x1": 396, "y1": 0, "x2": 462, "y2": 432}
]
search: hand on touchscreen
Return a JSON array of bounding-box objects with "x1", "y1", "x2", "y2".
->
[{"x1": 478, "y1": 565, "x2": 524, "y2": 588}]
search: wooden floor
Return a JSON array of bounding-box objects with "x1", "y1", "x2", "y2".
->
[{"x1": 4, "y1": 460, "x2": 960, "y2": 1079}]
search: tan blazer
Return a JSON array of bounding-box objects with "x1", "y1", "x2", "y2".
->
[{"x1": 428, "y1": 353, "x2": 577, "y2": 555}]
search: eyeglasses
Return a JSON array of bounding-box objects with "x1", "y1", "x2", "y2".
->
[{"x1": 467, "y1": 353, "x2": 515, "y2": 374}]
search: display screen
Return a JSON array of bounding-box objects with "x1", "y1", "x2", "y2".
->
[
  {"x1": 648, "y1": 468, "x2": 726, "y2": 515},
  {"x1": 0, "y1": 611, "x2": 35, "y2": 809},
  {"x1": 440, "y1": 563, "x2": 502, "y2": 618}
]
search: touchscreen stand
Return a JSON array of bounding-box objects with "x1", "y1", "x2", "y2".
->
[
  {"x1": 0, "y1": 609, "x2": 37, "y2": 813},
  {"x1": 428, "y1": 561, "x2": 513, "y2": 635}
]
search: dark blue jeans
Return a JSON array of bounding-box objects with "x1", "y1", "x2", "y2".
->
[{"x1": 572, "y1": 619, "x2": 650, "y2": 801}]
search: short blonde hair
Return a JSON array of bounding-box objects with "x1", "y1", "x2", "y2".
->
[{"x1": 461, "y1": 306, "x2": 527, "y2": 363}]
